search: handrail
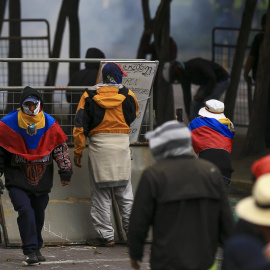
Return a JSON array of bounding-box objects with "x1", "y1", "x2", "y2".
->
[{"x1": 0, "y1": 58, "x2": 151, "y2": 63}]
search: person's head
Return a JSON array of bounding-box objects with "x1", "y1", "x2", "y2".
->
[
  {"x1": 84, "y1": 48, "x2": 105, "y2": 69},
  {"x1": 251, "y1": 155, "x2": 270, "y2": 182},
  {"x1": 102, "y1": 62, "x2": 127, "y2": 84},
  {"x1": 145, "y1": 120, "x2": 192, "y2": 161},
  {"x1": 20, "y1": 86, "x2": 43, "y2": 116},
  {"x1": 162, "y1": 60, "x2": 186, "y2": 84},
  {"x1": 236, "y1": 174, "x2": 270, "y2": 240},
  {"x1": 261, "y1": 13, "x2": 267, "y2": 30},
  {"x1": 198, "y1": 99, "x2": 227, "y2": 120}
]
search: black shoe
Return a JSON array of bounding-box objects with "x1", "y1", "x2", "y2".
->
[
  {"x1": 22, "y1": 252, "x2": 39, "y2": 266},
  {"x1": 86, "y1": 238, "x2": 115, "y2": 247},
  {"x1": 36, "y1": 250, "x2": 46, "y2": 262}
]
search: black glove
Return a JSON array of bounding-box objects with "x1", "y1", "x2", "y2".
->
[{"x1": 0, "y1": 174, "x2": 4, "y2": 195}]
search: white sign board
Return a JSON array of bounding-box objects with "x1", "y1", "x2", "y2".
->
[{"x1": 97, "y1": 61, "x2": 159, "y2": 143}]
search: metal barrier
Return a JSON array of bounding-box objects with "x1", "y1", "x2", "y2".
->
[
  {"x1": 212, "y1": 27, "x2": 259, "y2": 126},
  {"x1": 0, "y1": 19, "x2": 51, "y2": 87},
  {"x1": 0, "y1": 58, "x2": 155, "y2": 144}
]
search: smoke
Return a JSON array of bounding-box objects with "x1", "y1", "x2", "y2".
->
[{"x1": 2, "y1": 0, "x2": 260, "y2": 85}]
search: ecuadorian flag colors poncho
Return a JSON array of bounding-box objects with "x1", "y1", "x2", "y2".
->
[
  {"x1": 0, "y1": 109, "x2": 67, "y2": 161},
  {"x1": 189, "y1": 117, "x2": 235, "y2": 154}
]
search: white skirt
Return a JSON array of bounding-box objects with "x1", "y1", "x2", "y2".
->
[{"x1": 88, "y1": 133, "x2": 131, "y2": 184}]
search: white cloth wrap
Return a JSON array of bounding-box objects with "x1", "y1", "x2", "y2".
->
[{"x1": 88, "y1": 133, "x2": 130, "y2": 185}]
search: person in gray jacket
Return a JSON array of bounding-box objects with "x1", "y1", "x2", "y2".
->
[{"x1": 128, "y1": 120, "x2": 235, "y2": 270}]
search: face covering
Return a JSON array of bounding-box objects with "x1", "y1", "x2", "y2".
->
[{"x1": 22, "y1": 101, "x2": 41, "y2": 116}]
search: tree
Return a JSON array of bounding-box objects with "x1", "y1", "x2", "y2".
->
[
  {"x1": 224, "y1": 0, "x2": 257, "y2": 121},
  {"x1": 242, "y1": 3, "x2": 270, "y2": 155},
  {"x1": 0, "y1": 0, "x2": 7, "y2": 34},
  {"x1": 137, "y1": 0, "x2": 174, "y2": 126},
  {"x1": 68, "y1": 0, "x2": 80, "y2": 78},
  {"x1": 7, "y1": 0, "x2": 22, "y2": 112},
  {"x1": 45, "y1": 0, "x2": 80, "y2": 87},
  {"x1": 44, "y1": 0, "x2": 80, "y2": 113}
]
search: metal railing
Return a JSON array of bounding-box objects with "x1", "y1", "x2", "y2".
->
[
  {"x1": 212, "y1": 27, "x2": 260, "y2": 126},
  {"x1": 0, "y1": 58, "x2": 155, "y2": 144}
]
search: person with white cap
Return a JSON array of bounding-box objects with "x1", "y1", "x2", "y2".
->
[
  {"x1": 73, "y1": 62, "x2": 139, "y2": 247},
  {"x1": 223, "y1": 174, "x2": 270, "y2": 270},
  {"x1": 128, "y1": 120, "x2": 235, "y2": 270},
  {"x1": 0, "y1": 86, "x2": 73, "y2": 265},
  {"x1": 189, "y1": 99, "x2": 235, "y2": 192}
]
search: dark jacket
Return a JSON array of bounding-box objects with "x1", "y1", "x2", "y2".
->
[
  {"x1": 183, "y1": 58, "x2": 229, "y2": 86},
  {"x1": 66, "y1": 48, "x2": 106, "y2": 104},
  {"x1": 129, "y1": 155, "x2": 235, "y2": 270},
  {"x1": 199, "y1": 148, "x2": 233, "y2": 179},
  {"x1": 0, "y1": 86, "x2": 72, "y2": 195},
  {"x1": 180, "y1": 58, "x2": 229, "y2": 113},
  {"x1": 0, "y1": 144, "x2": 72, "y2": 196}
]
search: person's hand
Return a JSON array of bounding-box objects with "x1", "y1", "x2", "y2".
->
[
  {"x1": 130, "y1": 259, "x2": 141, "y2": 269},
  {"x1": 61, "y1": 181, "x2": 70, "y2": 186},
  {"x1": 74, "y1": 156, "x2": 82, "y2": 168},
  {"x1": 263, "y1": 243, "x2": 270, "y2": 261}
]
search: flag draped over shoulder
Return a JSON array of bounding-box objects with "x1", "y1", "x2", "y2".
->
[
  {"x1": 0, "y1": 109, "x2": 67, "y2": 161},
  {"x1": 189, "y1": 117, "x2": 235, "y2": 154}
]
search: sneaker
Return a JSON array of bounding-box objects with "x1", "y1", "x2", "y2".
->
[
  {"x1": 36, "y1": 250, "x2": 46, "y2": 262},
  {"x1": 22, "y1": 252, "x2": 39, "y2": 266},
  {"x1": 86, "y1": 238, "x2": 115, "y2": 247}
]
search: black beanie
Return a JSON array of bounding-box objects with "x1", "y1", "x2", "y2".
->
[{"x1": 20, "y1": 86, "x2": 43, "y2": 110}]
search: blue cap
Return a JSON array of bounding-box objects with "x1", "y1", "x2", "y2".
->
[
  {"x1": 102, "y1": 62, "x2": 127, "y2": 84},
  {"x1": 23, "y1": 96, "x2": 39, "y2": 104}
]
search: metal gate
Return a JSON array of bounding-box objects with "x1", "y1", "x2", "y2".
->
[{"x1": 212, "y1": 27, "x2": 260, "y2": 127}]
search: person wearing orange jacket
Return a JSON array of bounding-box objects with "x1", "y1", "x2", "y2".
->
[{"x1": 73, "y1": 62, "x2": 139, "y2": 247}]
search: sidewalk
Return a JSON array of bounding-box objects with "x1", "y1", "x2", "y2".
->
[{"x1": 0, "y1": 243, "x2": 151, "y2": 270}]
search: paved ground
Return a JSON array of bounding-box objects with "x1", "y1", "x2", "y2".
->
[{"x1": 0, "y1": 243, "x2": 151, "y2": 269}]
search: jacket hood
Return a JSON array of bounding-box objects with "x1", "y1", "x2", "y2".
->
[
  {"x1": 85, "y1": 48, "x2": 105, "y2": 69},
  {"x1": 92, "y1": 86, "x2": 126, "y2": 109},
  {"x1": 20, "y1": 86, "x2": 43, "y2": 110},
  {"x1": 93, "y1": 94, "x2": 126, "y2": 109}
]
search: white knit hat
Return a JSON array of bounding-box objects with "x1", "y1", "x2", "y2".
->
[
  {"x1": 145, "y1": 120, "x2": 192, "y2": 161},
  {"x1": 198, "y1": 99, "x2": 226, "y2": 119}
]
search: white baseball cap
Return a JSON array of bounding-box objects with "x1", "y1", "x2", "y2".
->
[{"x1": 198, "y1": 99, "x2": 226, "y2": 119}]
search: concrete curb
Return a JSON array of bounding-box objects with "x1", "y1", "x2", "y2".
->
[{"x1": 230, "y1": 179, "x2": 252, "y2": 197}]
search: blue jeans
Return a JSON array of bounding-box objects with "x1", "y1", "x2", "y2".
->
[
  {"x1": 190, "y1": 78, "x2": 230, "y2": 120},
  {"x1": 9, "y1": 187, "x2": 49, "y2": 255}
]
